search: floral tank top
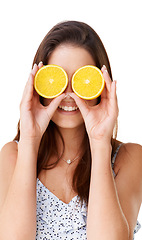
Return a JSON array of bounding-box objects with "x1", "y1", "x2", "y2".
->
[{"x1": 36, "y1": 143, "x2": 141, "y2": 239}]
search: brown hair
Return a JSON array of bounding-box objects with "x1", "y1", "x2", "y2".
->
[{"x1": 14, "y1": 21, "x2": 117, "y2": 205}]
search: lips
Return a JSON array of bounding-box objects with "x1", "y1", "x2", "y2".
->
[
  {"x1": 58, "y1": 105, "x2": 79, "y2": 111},
  {"x1": 58, "y1": 95, "x2": 79, "y2": 112}
]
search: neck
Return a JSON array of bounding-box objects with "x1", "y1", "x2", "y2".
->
[{"x1": 56, "y1": 123, "x2": 86, "y2": 160}]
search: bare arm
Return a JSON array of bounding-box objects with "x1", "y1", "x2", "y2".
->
[
  {"x1": 0, "y1": 140, "x2": 39, "y2": 240},
  {"x1": 70, "y1": 65, "x2": 130, "y2": 239},
  {"x1": 0, "y1": 62, "x2": 66, "y2": 240},
  {"x1": 71, "y1": 67, "x2": 142, "y2": 239},
  {"x1": 87, "y1": 140, "x2": 129, "y2": 239}
]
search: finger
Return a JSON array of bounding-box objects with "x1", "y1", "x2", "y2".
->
[
  {"x1": 20, "y1": 73, "x2": 34, "y2": 107},
  {"x1": 38, "y1": 61, "x2": 43, "y2": 69},
  {"x1": 110, "y1": 81, "x2": 119, "y2": 116},
  {"x1": 102, "y1": 65, "x2": 112, "y2": 93},
  {"x1": 68, "y1": 92, "x2": 89, "y2": 118},
  {"x1": 46, "y1": 93, "x2": 66, "y2": 119},
  {"x1": 33, "y1": 84, "x2": 39, "y2": 97},
  {"x1": 31, "y1": 63, "x2": 38, "y2": 76},
  {"x1": 100, "y1": 82, "x2": 107, "y2": 99},
  {"x1": 110, "y1": 81, "x2": 118, "y2": 106},
  {"x1": 101, "y1": 65, "x2": 107, "y2": 72},
  {"x1": 110, "y1": 80, "x2": 117, "y2": 99},
  {"x1": 21, "y1": 64, "x2": 38, "y2": 104},
  {"x1": 32, "y1": 63, "x2": 42, "y2": 98}
]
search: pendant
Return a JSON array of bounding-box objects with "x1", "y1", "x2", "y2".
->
[{"x1": 67, "y1": 159, "x2": 71, "y2": 164}]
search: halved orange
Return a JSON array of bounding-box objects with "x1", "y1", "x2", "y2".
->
[
  {"x1": 72, "y1": 65, "x2": 105, "y2": 100},
  {"x1": 34, "y1": 65, "x2": 68, "y2": 98}
]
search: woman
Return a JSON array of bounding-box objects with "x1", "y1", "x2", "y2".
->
[{"x1": 0, "y1": 21, "x2": 142, "y2": 240}]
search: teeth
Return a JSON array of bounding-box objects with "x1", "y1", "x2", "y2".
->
[{"x1": 58, "y1": 105, "x2": 78, "y2": 111}]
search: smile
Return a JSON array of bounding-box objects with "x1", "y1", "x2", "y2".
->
[{"x1": 58, "y1": 105, "x2": 79, "y2": 111}]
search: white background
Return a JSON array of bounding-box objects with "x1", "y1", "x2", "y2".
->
[{"x1": 0, "y1": 0, "x2": 142, "y2": 238}]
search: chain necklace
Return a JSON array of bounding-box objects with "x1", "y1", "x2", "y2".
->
[{"x1": 62, "y1": 155, "x2": 80, "y2": 165}]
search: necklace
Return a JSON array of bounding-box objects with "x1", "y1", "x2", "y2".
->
[{"x1": 62, "y1": 156, "x2": 80, "y2": 165}]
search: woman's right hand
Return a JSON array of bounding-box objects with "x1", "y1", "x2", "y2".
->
[{"x1": 19, "y1": 62, "x2": 66, "y2": 144}]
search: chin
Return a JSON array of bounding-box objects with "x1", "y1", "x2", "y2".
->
[
  {"x1": 51, "y1": 118, "x2": 84, "y2": 129},
  {"x1": 55, "y1": 122, "x2": 84, "y2": 129},
  {"x1": 51, "y1": 111, "x2": 84, "y2": 129}
]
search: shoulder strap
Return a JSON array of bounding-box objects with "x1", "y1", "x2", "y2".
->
[{"x1": 112, "y1": 143, "x2": 123, "y2": 164}]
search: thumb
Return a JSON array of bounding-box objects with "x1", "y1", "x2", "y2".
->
[
  {"x1": 45, "y1": 93, "x2": 66, "y2": 119},
  {"x1": 69, "y1": 93, "x2": 89, "y2": 119}
]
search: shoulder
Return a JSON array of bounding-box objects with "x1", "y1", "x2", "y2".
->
[
  {"x1": 112, "y1": 139, "x2": 142, "y2": 173},
  {"x1": 0, "y1": 141, "x2": 18, "y2": 211},
  {"x1": 113, "y1": 141, "x2": 142, "y2": 238},
  {"x1": 0, "y1": 141, "x2": 18, "y2": 158},
  {"x1": 117, "y1": 142, "x2": 142, "y2": 168},
  {"x1": 115, "y1": 143, "x2": 142, "y2": 236},
  {"x1": 113, "y1": 140, "x2": 142, "y2": 201},
  {"x1": 124, "y1": 142, "x2": 142, "y2": 157},
  {"x1": 0, "y1": 141, "x2": 18, "y2": 173},
  {"x1": 120, "y1": 142, "x2": 142, "y2": 183}
]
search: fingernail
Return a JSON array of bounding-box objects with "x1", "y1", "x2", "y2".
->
[
  {"x1": 102, "y1": 65, "x2": 108, "y2": 73},
  {"x1": 33, "y1": 63, "x2": 37, "y2": 69},
  {"x1": 39, "y1": 61, "x2": 43, "y2": 65}
]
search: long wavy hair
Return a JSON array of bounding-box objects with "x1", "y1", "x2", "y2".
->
[{"x1": 14, "y1": 21, "x2": 118, "y2": 205}]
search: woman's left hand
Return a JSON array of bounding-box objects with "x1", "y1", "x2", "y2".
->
[{"x1": 69, "y1": 65, "x2": 119, "y2": 143}]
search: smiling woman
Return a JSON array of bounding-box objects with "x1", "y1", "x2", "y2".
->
[{"x1": 0, "y1": 21, "x2": 142, "y2": 240}]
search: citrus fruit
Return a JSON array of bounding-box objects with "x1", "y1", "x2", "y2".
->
[
  {"x1": 34, "y1": 65, "x2": 68, "y2": 98},
  {"x1": 72, "y1": 65, "x2": 105, "y2": 100}
]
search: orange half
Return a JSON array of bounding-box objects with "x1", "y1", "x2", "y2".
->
[
  {"x1": 72, "y1": 65, "x2": 105, "y2": 100},
  {"x1": 34, "y1": 65, "x2": 68, "y2": 98}
]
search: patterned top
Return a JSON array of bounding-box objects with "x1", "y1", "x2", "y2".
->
[{"x1": 35, "y1": 143, "x2": 141, "y2": 239}]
